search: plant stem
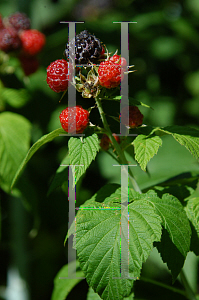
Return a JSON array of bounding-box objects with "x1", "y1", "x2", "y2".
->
[
  {"x1": 180, "y1": 270, "x2": 197, "y2": 300},
  {"x1": 140, "y1": 276, "x2": 186, "y2": 297},
  {"x1": 95, "y1": 96, "x2": 142, "y2": 194}
]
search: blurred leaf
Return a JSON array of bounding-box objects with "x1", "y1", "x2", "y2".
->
[
  {"x1": 185, "y1": 71, "x2": 199, "y2": 96},
  {"x1": 170, "y1": 18, "x2": 199, "y2": 48},
  {"x1": 51, "y1": 260, "x2": 84, "y2": 300},
  {"x1": 0, "y1": 112, "x2": 31, "y2": 192},
  {"x1": 150, "y1": 36, "x2": 184, "y2": 60},
  {"x1": 1, "y1": 88, "x2": 30, "y2": 108},
  {"x1": 11, "y1": 128, "x2": 66, "y2": 189}
]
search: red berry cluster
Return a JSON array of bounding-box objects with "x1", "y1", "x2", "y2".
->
[
  {"x1": 0, "y1": 12, "x2": 46, "y2": 75},
  {"x1": 46, "y1": 30, "x2": 142, "y2": 135}
]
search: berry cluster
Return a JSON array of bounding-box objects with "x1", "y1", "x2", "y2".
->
[
  {"x1": 0, "y1": 12, "x2": 46, "y2": 75},
  {"x1": 46, "y1": 30, "x2": 143, "y2": 135}
]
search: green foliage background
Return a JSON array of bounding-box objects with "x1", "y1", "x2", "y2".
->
[{"x1": 0, "y1": 0, "x2": 199, "y2": 299}]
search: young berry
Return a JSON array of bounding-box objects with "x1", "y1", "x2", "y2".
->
[
  {"x1": 98, "y1": 60, "x2": 124, "y2": 89},
  {"x1": 19, "y1": 54, "x2": 39, "y2": 76},
  {"x1": 19, "y1": 29, "x2": 45, "y2": 56},
  {"x1": 65, "y1": 30, "x2": 102, "y2": 64},
  {"x1": 0, "y1": 27, "x2": 21, "y2": 52},
  {"x1": 59, "y1": 105, "x2": 89, "y2": 134},
  {"x1": 100, "y1": 133, "x2": 120, "y2": 150},
  {"x1": 100, "y1": 134, "x2": 110, "y2": 150},
  {"x1": 120, "y1": 106, "x2": 143, "y2": 128},
  {"x1": 109, "y1": 54, "x2": 127, "y2": 70},
  {"x1": 46, "y1": 59, "x2": 69, "y2": 93},
  {"x1": 8, "y1": 12, "x2": 31, "y2": 32}
]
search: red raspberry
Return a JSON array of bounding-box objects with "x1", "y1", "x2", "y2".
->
[
  {"x1": 0, "y1": 15, "x2": 4, "y2": 29},
  {"x1": 98, "y1": 60, "x2": 124, "y2": 89},
  {"x1": 0, "y1": 27, "x2": 21, "y2": 52},
  {"x1": 59, "y1": 105, "x2": 89, "y2": 134},
  {"x1": 100, "y1": 134, "x2": 110, "y2": 150},
  {"x1": 120, "y1": 106, "x2": 143, "y2": 128},
  {"x1": 46, "y1": 59, "x2": 69, "y2": 93},
  {"x1": 8, "y1": 12, "x2": 30, "y2": 32},
  {"x1": 100, "y1": 133, "x2": 120, "y2": 150},
  {"x1": 19, "y1": 54, "x2": 39, "y2": 76},
  {"x1": 109, "y1": 54, "x2": 127, "y2": 70},
  {"x1": 19, "y1": 29, "x2": 45, "y2": 56}
]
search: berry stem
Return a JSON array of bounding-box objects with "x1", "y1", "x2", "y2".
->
[{"x1": 95, "y1": 96, "x2": 142, "y2": 194}]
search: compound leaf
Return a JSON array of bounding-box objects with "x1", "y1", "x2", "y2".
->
[{"x1": 75, "y1": 185, "x2": 162, "y2": 300}]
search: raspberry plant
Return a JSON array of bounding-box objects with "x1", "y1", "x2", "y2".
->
[{"x1": 8, "y1": 28, "x2": 199, "y2": 300}]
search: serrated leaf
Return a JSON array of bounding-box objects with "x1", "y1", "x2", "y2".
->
[
  {"x1": 0, "y1": 112, "x2": 31, "y2": 192},
  {"x1": 68, "y1": 134, "x2": 99, "y2": 187},
  {"x1": 87, "y1": 287, "x2": 134, "y2": 300},
  {"x1": 133, "y1": 134, "x2": 162, "y2": 171},
  {"x1": 162, "y1": 126, "x2": 199, "y2": 160},
  {"x1": 75, "y1": 186, "x2": 162, "y2": 300},
  {"x1": 145, "y1": 191, "x2": 191, "y2": 280},
  {"x1": 11, "y1": 128, "x2": 66, "y2": 189},
  {"x1": 155, "y1": 229, "x2": 185, "y2": 282},
  {"x1": 185, "y1": 197, "x2": 199, "y2": 255},
  {"x1": 148, "y1": 192, "x2": 191, "y2": 257},
  {"x1": 51, "y1": 260, "x2": 84, "y2": 300}
]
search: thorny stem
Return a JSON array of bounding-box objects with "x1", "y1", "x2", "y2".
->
[
  {"x1": 95, "y1": 96, "x2": 199, "y2": 299},
  {"x1": 95, "y1": 96, "x2": 142, "y2": 194}
]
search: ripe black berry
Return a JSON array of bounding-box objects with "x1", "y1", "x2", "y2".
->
[
  {"x1": 65, "y1": 30, "x2": 102, "y2": 65},
  {"x1": 8, "y1": 12, "x2": 31, "y2": 32}
]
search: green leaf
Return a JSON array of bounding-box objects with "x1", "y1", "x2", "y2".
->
[
  {"x1": 102, "y1": 95, "x2": 152, "y2": 109},
  {"x1": 75, "y1": 186, "x2": 162, "y2": 300},
  {"x1": 133, "y1": 134, "x2": 162, "y2": 171},
  {"x1": 185, "y1": 197, "x2": 199, "y2": 255},
  {"x1": 86, "y1": 287, "x2": 134, "y2": 300},
  {"x1": 148, "y1": 192, "x2": 191, "y2": 257},
  {"x1": 51, "y1": 260, "x2": 84, "y2": 300},
  {"x1": 87, "y1": 287, "x2": 102, "y2": 300},
  {"x1": 11, "y1": 127, "x2": 66, "y2": 189},
  {"x1": 0, "y1": 112, "x2": 31, "y2": 192},
  {"x1": 162, "y1": 126, "x2": 199, "y2": 161},
  {"x1": 1, "y1": 88, "x2": 30, "y2": 108},
  {"x1": 68, "y1": 134, "x2": 99, "y2": 187},
  {"x1": 146, "y1": 191, "x2": 191, "y2": 280},
  {"x1": 155, "y1": 229, "x2": 185, "y2": 282}
]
